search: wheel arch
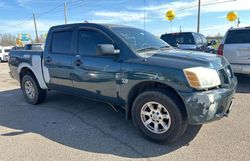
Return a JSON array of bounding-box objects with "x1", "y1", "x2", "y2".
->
[
  {"x1": 126, "y1": 81, "x2": 187, "y2": 121},
  {"x1": 18, "y1": 62, "x2": 48, "y2": 90}
]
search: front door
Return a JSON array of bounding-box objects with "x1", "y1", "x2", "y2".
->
[{"x1": 71, "y1": 28, "x2": 121, "y2": 104}]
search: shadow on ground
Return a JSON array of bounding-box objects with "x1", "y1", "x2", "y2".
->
[
  {"x1": 0, "y1": 89, "x2": 202, "y2": 158},
  {"x1": 235, "y1": 74, "x2": 250, "y2": 93}
]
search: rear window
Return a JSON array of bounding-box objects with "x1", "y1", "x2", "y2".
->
[
  {"x1": 225, "y1": 29, "x2": 250, "y2": 44},
  {"x1": 161, "y1": 33, "x2": 195, "y2": 46},
  {"x1": 51, "y1": 30, "x2": 73, "y2": 54}
]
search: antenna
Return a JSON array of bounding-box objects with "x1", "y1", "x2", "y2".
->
[{"x1": 143, "y1": 0, "x2": 146, "y2": 61}]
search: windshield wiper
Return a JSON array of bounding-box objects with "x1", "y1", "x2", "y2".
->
[{"x1": 136, "y1": 46, "x2": 159, "y2": 53}]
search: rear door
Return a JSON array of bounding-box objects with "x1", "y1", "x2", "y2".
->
[
  {"x1": 44, "y1": 28, "x2": 75, "y2": 90},
  {"x1": 224, "y1": 29, "x2": 250, "y2": 64}
]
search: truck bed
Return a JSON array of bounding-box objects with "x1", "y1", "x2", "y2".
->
[{"x1": 9, "y1": 50, "x2": 48, "y2": 89}]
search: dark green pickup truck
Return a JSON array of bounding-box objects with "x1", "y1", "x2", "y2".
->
[{"x1": 9, "y1": 23, "x2": 237, "y2": 143}]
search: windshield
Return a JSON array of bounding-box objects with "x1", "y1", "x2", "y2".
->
[
  {"x1": 111, "y1": 27, "x2": 170, "y2": 56},
  {"x1": 161, "y1": 33, "x2": 195, "y2": 46}
]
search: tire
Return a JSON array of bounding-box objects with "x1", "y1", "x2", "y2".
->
[
  {"x1": 21, "y1": 74, "x2": 47, "y2": 105},
  {"x1": 0, "y1": 58, "x2": 2, "y2": 63},
  {"x1": 132, "y1": 90, "x2": 187, "y2": 144}
]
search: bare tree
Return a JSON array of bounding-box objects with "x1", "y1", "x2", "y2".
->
[{"x1": 0, "y1": 33, "x2": 16, "y2": 46}]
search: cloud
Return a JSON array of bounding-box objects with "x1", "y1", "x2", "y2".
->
[
  {"x1": 0, "y1": 1, "x2": 11, "y2": 8},
  {"x1": 136, "y1": 0, "x2": 248, "y2": 12},
  {"x1": 200, "y1": 24, "x2": 231, "y2": 36},
  {"x1": 0, "y1": 20, "x2": 62, "y2": 37},
  {"x1": 131, "y1": 0, "x2": 248, "y2": 20},
  {"x1": 201, "y1": 0, "x2": 250, "y2": 13},
  {"x1": 0, "y1": 2, "x2": 6, "y2": 7},
  {"x1": 17, "y1": 0, "x2": 31, "y2": 7},
  {"x1": 93, "y1": 11, "x2": 148, "y2": 22}
]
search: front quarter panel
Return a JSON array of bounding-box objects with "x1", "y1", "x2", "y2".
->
[{"x1": 119, "y1": 60, "x2": 192, "y2": 105}]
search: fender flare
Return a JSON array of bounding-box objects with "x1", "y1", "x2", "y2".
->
[{"x1": 18, "y1": 56, "x2": 48, "y2": 89}]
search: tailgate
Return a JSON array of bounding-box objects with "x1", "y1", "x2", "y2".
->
[{"x1": 224, "y1": 44, "x2": 250, "y2": 64}]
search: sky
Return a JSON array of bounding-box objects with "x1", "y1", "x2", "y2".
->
[{"x1": 0, "y1": 0, "x2": 249, "y2": 38}]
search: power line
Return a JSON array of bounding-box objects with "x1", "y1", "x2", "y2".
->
[
  {"x1": 176, "y1": 0, "x2": 234, "y2": 13},
  {"x1": 36, "y1": 3, "x2": 64, "y2": 18},
  {"x1": 1, "y1": 0, "x2": 237, "y2": 34}
]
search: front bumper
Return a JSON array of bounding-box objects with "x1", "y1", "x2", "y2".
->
[{"x1": 180, "y1": 76, "x2": 237, "y2": 125}]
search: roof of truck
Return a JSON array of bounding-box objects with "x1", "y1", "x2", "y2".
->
[
  {"x1": 229, "y1": 26, "x2": 250, "y2": 31},
  {"x1": 50, "y1": 23, "x2": 132, "y2": 29},
  {"x1": 49, "y1": 23, "x2": 141, "y2": 31}
]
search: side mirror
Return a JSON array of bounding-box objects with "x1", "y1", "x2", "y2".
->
[
  {"x1": 209, "y1": 40, "x2": 217, "y2": 46},
  {"x1": 96, "y1": 44, "x2": 120, "y2": 56}
]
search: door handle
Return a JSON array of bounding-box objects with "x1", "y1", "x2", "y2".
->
[
  {"x1": 45, "y1": 57, "x2": 52, "y2": 63},
  {"x1": 74, "y1": 59, "x2": 82, "y2": 66}
]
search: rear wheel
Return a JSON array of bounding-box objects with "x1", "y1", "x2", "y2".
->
[
  {"x1": 0, "y1": 58, "x2": 2, "y2": 63},
  {"x1": 132, "y1": 90, "x2": 187, "y2": 144},
  {"x1": 21, "y1": 74, "x2": 47, "y2": 105}
]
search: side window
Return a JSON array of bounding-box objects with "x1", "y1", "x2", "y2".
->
[
  {"x1": 78, "y1": 30, "x2": 113, "y2": 56},
  {"x1": 193, "y1": 33, "x2": 202, "y2": 44},
  {"x1": 51, "y1": 30, "x2": 73, "y2": 54},
  {"x1": 225, "y1": 29, "x2": 250, "y2": 44},
  {"x1": 200, "y1": 34, "x2": 207, "y2": 45}
]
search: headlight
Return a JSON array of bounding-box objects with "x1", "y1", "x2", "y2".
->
[{"x1": 183, "y1": 67, "x2": 221, "y2": 90}]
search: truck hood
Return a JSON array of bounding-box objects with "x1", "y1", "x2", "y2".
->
[{"x1": 143, "y1": 49, "x2": 228, "y2": 69}]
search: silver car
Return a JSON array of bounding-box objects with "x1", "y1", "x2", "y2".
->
[{"x1": 218, "y1": 27, "x2": 250, "y2": 74}]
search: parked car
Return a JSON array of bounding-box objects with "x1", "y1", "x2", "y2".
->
[
  {"x1": 24, "y1": 43, "x2": 44, "y2": 51},
  {"x1": 218, "y1": 27, "x2": 250, "y2": 75},
  {"x1": 0, "y1": 46, "x2": 12, "y2": 63},
  {"x1": 161, "y1": 32, "x2": 216, "y2": 53},
  {"x1": 9, "y1": 23, "x2": 237, "y2": 144}
]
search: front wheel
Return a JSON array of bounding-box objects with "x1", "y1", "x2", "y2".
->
[
  {"x1": 21, "y1": 74, "x2": 47, "y2": 105},
  {"x1": 132, "y1": 90, "x2": 187, "y2": 144}
]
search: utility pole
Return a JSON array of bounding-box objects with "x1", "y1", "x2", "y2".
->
[
  {"x1": 237, "y1": 18, "x2": 240, "y2": 27},
  {"x1": 33, "y1": 13, "x2": 39, "y2": 43},
  {"x1": 64, "y1": 1, "x2": 68, "y2": 24},
  {"x1": 197, "y1": 0, "x2": 201, "y2": 33}
]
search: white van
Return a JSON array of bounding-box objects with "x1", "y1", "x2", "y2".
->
[
  {"x1": 218, "y1": 27, "x2": 250, "y2": 74},
  {"x1": 0, "y1": 46, "x2": 12, "y2": 63}
]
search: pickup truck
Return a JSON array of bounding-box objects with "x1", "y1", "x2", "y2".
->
[{"x1": 9, "y1": 23, "x2": 237, "y2": 143}]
